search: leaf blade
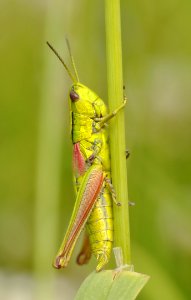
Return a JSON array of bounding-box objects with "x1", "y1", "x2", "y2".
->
[
  {"x1": 107, "y1": 271, "x2": 149, "y2": 300},
  {"x1": 75, "y1": 270, "x2": 149, "y2": 300},
  {"x1": 75, "y1": 271, "x2": 113, "y2": 300}
]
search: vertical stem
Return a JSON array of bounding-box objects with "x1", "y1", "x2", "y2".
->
[{"x1": 105, "y1": 0, "x2": 131, "y2": 264}]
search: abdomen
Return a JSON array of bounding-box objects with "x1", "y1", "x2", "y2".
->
[{"x1": 86, "y1": 181, "x2": 113, "y2": 271}]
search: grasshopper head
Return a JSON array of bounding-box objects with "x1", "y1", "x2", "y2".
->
[
  {"x1": 46, "y1": 42, "x2": 102, "y2": 117},
  {"x1": 69, "y1": 83, "x2": 98, "y2": 117}
]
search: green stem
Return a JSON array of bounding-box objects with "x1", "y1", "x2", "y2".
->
[{"x1": 105, "y1": 0, "x2": 131, "y2": 264}]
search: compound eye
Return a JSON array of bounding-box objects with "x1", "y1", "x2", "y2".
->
[{"x1": 70, "y1": 90, "x2": 79, "y2": 102}]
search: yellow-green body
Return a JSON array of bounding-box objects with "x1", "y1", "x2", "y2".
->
[
  {"x1": 71, "y1": 83, "x2": 113, "y2": 271},
  {"x1": 46, "y1": 41, "x2": 126, "y2": 272},
  {"x1": 53, "y1": 81, "x2": 125, "y2": 272}
]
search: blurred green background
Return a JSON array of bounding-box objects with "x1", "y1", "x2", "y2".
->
[{"x1": 0, "y1": 0, "x2": 190, "y2": 299}]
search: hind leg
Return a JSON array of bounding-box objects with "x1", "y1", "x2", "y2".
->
[{"x1": 76, "y1": 232, "x2": 92, "y2": 265}]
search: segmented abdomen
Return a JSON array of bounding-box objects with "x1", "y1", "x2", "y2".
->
[{"x1": 86, "y1": 180, "x2": 113, "y2": 272}]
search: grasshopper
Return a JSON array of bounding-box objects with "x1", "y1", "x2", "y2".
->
[{"x1": 47, "y1": 41, "x2": 126, "y2": 272}]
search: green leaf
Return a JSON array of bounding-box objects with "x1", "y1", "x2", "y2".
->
[{"x1": 75, "y1": 270, "x2": 149, "y2": 300}]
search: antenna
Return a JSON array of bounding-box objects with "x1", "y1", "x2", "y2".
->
[
  {"x1": 65, "y1": 38, "x2": 80, "y2": 82},
  {"x1": 46, "y1": 41, "x2": 76, "y2": 83}
]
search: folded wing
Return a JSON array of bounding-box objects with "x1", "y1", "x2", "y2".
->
[{"x1": 53, "y1": 164, "x2": 104, "y2": 269}]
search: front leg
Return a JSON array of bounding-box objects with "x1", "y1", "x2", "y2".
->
[{"x1": 94, "y1": 97, "x2": 127, "y2": 130}]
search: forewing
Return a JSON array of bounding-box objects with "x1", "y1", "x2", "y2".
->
[{"x1": 53, "y1": 164, "x2": 104, "y2": 269}]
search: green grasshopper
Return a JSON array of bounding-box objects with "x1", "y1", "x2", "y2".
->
[{"x1": 47, "y1": 41, "x2": 126, "y2": 272}]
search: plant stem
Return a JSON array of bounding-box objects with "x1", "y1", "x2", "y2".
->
[{"x1": 105, "y1": 0, "x2": 131, "y2": 264}]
